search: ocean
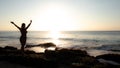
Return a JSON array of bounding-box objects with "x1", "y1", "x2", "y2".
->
[{"x1": 0, "y1": 31, "x2": 120, "y2": 56}]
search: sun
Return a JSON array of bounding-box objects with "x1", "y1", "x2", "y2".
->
[{"x1": 31, "y1": 3, "x2": 77, "y2": 31}]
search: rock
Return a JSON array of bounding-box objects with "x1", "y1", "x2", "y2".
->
[
  {"x1": 96, "y1": 54, "x2": 120, "y2": 63},
  {"x1": 4, "y1": 46, "x2": 17, "y2": 50},
  {"x1": 26, "y1": 42, "x2": 56, "y2": 48},
  {"x1": 45, "y1": 48, "x2": 90, "y2": 64},
  {"x1": 39, "y1": 42, "x2": 56, "y2": 48},
  {"x1": 0, "y1": 46, "x2": 119, "y2": 68}
]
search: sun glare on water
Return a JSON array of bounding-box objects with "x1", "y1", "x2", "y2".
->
[
  {"x1": 49, "y1": 30, "x2": 61, "y2": 45},
  {"x1": 50, "y1": 30, "x2": 60, "y2": 39}
]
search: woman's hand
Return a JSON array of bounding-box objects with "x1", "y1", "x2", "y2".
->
[{"x1": 10, "y1": 21, "x2": 14, "y2": 24}]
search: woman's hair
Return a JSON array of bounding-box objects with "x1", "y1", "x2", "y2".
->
[{"x1": 21, "y1": 23, "x2": 25, "y2": 28}]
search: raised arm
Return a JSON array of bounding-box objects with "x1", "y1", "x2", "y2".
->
[
  {"x1": 10, "y1": 21, "x2": 20, "y2": 29},
  {"x1": 26, "y1": 20, "x2": 32, "y2": 29}
]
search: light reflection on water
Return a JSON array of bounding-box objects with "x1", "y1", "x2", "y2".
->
[
  {"x1": 46, "y1": 47, "x2": 56, "y2": 50},
  {"x1": 87, "y1": 49, "x2": 120, "y2": 57},
  {"x1": 26, "y1": 47, "x2": 56, "y2": 53},
  {"x1": 48, "y1": 31, "x2": 61, "y2": 45},
  {"x1": 26, "y1": 31, "x2": 72, "y2": 53},
  {"x1": 26, "y1": 47, "x2": 45, "y2": 53},
  {"x1": 27, "y1": 31, "x2": 120, "y2": 56}
]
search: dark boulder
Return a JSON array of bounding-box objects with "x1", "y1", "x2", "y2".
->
[
  {"x1": 26, "y1": 42, "x2": 56, "y2": 48},
  {"x1": 4, "y1": 46, "x2": 17, "y2": 50},
  {"x1": 96, "y1": 54, "x2": 120, "y2": 63}
]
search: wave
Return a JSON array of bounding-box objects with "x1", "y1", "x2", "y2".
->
[
  {"x1": 93, "y1": 44, "x2": 120, "y2": 52},
  {"x1": 0, "y1": 36, "x2": 19, "y2": 39}
]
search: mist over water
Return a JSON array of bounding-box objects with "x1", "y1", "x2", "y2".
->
[{"x1": 0, "y1": 31, "x2": 120, "y2": 56}]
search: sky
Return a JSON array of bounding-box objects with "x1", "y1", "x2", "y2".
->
[{"x1": 0, "y1": 0, "x2": 120, "y2": 31}]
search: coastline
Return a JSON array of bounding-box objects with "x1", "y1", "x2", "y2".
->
[{"x1": 0, "y1": 43, "x2": 120, "y2": 68}]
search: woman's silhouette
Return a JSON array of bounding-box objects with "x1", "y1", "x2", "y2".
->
[{"x1": 10, "y1": 20, "x2": 32, "y2": 51}]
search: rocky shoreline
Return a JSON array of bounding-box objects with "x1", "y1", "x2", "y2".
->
[{"x1": 0, "y1": 43, "x2": 120, "y2": 68}]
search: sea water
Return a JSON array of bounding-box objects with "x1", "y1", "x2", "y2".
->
[{"x1": 0, "y1": 31, "x2": 120, "y2": 56}]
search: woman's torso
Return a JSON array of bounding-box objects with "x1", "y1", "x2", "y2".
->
[{"x1": 20, "y1": 28, "x2": 27, "y2": 37}]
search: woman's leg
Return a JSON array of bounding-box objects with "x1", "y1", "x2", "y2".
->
[{"x1": 20, "y1": 37, "x2": 26, "y2": 51}]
